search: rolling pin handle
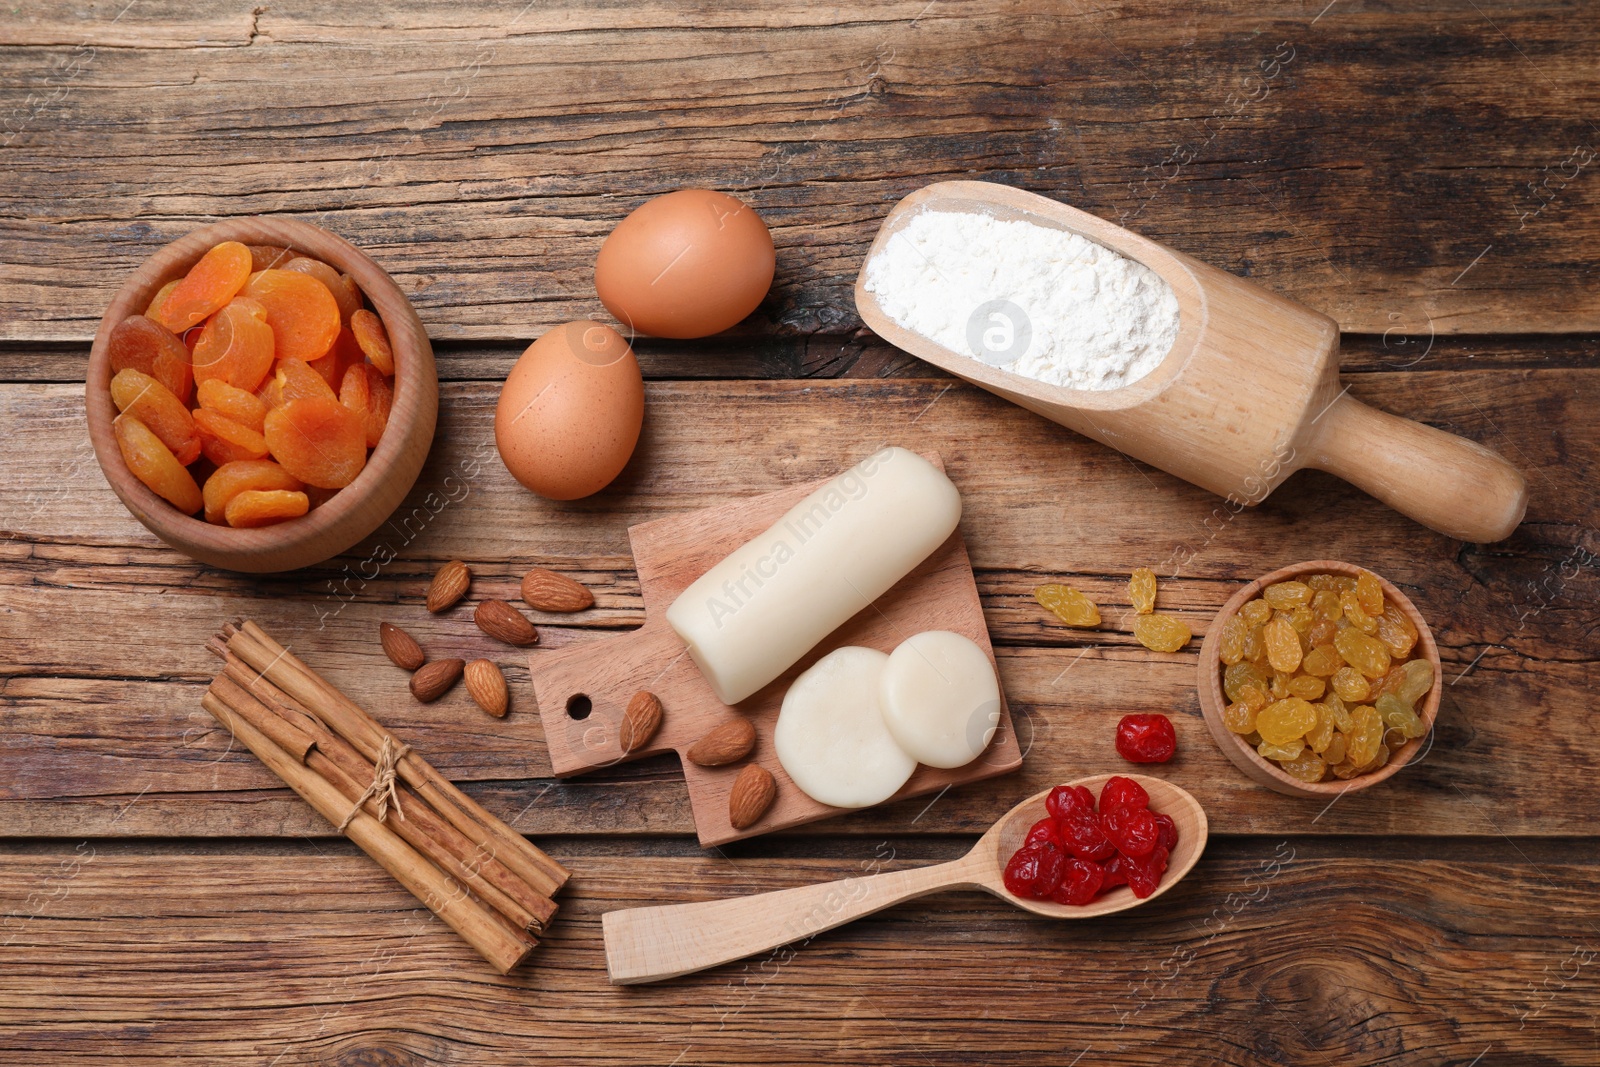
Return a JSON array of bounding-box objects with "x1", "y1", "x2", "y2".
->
[{"x1": 1304, "y1": 391, "x2": 1528, "y2": 543}]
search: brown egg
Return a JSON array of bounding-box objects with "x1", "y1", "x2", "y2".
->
[
  {"x1": 594, "y1": 189, "x2": 775, "y2": 338},
  {"x1": 494, "y1": 321, "x2": 644, "y2": 500}
]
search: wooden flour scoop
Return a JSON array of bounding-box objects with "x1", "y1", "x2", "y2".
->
[{"x1": 855, "y1": 181, "x2": 1528, "y2": 543}]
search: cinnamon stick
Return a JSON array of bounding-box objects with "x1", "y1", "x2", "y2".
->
[
  {"x1": 227, "y1": 621, "x2": 569, "y2": 897},
  {"x1": 200, "y1": 690, "x2": 535, "y2": 974},
  {"x1": 211, "y1": 660, "x2": 557, "y2": 932}
]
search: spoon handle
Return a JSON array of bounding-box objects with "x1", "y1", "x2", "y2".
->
[
  {"x1": 1303, "y1": 391, "x2": 1528, "y2": 543},
  {"x1": 602, "y1": 855, "x2": 985, "y2": 983}
]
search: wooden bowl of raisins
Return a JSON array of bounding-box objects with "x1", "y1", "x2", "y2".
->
[
  {"x1": 1197, "y1": 561, "x2": 1442, "y2": 798},
  {"x1": 86, "y1": 217, "x2": 438, "y2": 573}
]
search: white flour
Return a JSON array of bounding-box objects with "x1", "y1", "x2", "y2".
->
[{"x1": 862, "y1": 208, "x2": 1180, "y2": 391}]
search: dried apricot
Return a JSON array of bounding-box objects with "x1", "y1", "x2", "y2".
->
[
  {"x1": 360, "y1": 364, "x2": 391, "y2": 447},
  {"x1": 284, "y1": 257, "x2": 362, "y2": 324},
  {"x1": 195, "y1": 408, "x2": 270, "y2": 465},
  {"x1": 308, "y1": 326, "x2": 364, "y2": 389},
  {"x1": 1133, "y1": 613, "x2": 1190, "y2": 653},
  {"x1": 196, "y1": 378, "x2": 268, "y2": 433},
  {"x1": 274, "y1": 357, "x2": 337, "y2": 404},
  {"x1": 152, "y1": 241, "x2": 253, "y2": 333},
  {"x1": 1035, "y1": 584, "x2": 1100, "y2": 628},
  {"x1": 107, "y1": 314, "x2": 193, "y2": 405},
  {"x1": 145, "y1": 279, "x2": 180, "y2": 321},
  {"x1": 263, "y1": 395, "x2": 367, "y2": 488},
  {"x1": 113, "y1": 414, "x2": 202, "y2": 514},
  {"x1": 1128, "y1": 567, "x2": 1156, "y2": 615},
  {"x1": 109, "y1": 368, "x2": 200, "y2": 465},
  {"x1": 225, "y1": 488, "x2": 310, "y2": 528},
  {"x1": 242, "y1": 269, "x2": 341, "y2": 363},
  {"x1": 192, "y1": 297, "x2": 275, "y2": 392},
  {"x1": 202, "y1": 459, "x2": 303, "y2": 524},
  {"x1": 247, "y1": 245, "x2": 294, "y2": 272},
  {"x1": 350, "y1": 308, "x2": 394, "y2": 374}
]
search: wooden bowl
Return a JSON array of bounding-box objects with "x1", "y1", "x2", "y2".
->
[
  {"x1": 86, "y1": 217, "x2": 438, "y2": 573},
  {"x1": 1196, "y1": 560, "x2": 1442, "y2": 798}
]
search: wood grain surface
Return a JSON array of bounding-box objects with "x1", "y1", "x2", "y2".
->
[{"x1": 4, "y1": 1, "x2": 1598, "y2": 1062}]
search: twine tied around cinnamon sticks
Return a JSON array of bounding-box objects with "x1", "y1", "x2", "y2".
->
[
  {"x1": 203, "y1": 620, "x2": 569, "y2": 974},
  {"x1": 336, "y1": 736, "x2": 410, "y2": 831}
]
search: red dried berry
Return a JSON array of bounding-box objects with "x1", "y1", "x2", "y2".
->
[
  {"x1": 1045, "y1": 784, "x2": 1095, "y2": 820},
  {"x1": 1151, "y1": 811, "x2": 1179, "y2": 852},
  {"x1": 1115, "y1": 713, "x2": 1177, "y2": 763},
  {"x1": 1003, "y1": 842, "x2": 1065, "y2": 900},
  {"x1": 1049, "y1": 856, "x2": 1106, "y2": 906},
  {"x1": 1023, "y1": 817, "x2": 1062, "y2": 850},
  {"x1": 1099, "y1": 775, "x2": 1150, "y2": 813},
  {"x1": 1099, "y1": 852, "x2": 1129, "y2": 891},
  {"x1": 1056, "y1": 805, "x2": 1116, "y2": 861},
  {"x1": 1124, "y1": 845, "x2": 1170, "y2": 899},
  {"x1": 1102, "y1": 805, "x2": 1161, "y2": 859}
]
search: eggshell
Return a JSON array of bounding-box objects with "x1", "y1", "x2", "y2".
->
[
  {"x1": 594, "y1": 189, "x2": 775, "y2": 338},
  {"x1": 493, "y1": 321, "x2": 644, "y2": 500}
]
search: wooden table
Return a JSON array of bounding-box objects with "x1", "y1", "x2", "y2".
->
[{"x1": 3, "y1": 3, "x2": 1597, "y2": 1063}]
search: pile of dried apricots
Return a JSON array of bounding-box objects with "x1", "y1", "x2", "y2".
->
[{"x1": 107, "y1": 240, "x2": 396, "y2": 528}]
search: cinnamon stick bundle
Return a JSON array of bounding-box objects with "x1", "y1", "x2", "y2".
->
[{"x1": 203, "y1": 619, "x2": 567, "y2": 973}]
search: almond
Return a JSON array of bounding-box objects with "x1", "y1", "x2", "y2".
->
[
  {"x1": 619, "y1": 690, "x2": 662, "y2": 753},
  {"x1": 521, "y1": 568, "x2": 595, "y2": 613},
  {"x1": 464, "y1": 659, "x2": 508, "y2": 718},
  {"x1": 728, "y1": 763, "x2": 777, "y2": 830},
  {"x1": 474, "y1": 599, "x2": 539, "y2": 647},
  {"x1": 378, "y1": 621, "x2": 425, "y2": 671},
  {"x1": 686, "y1": 717, "x2": 757, "y2": 767},
  {"x1": 410, "y1": 658, "x2": 464, "y2": 703},
  {"x1": 427, "y1": 560, "x2": 471, "y2": 613}
]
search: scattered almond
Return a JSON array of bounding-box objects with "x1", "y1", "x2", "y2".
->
[
  {"x1": 378, "y1": 622, "x2": 425, "y2": 671},
  {"x1": 427, "y1": 560, "x2": 471, "y2": 613},
  {"x1": 474, "y1": 599, "x2": 539, "y2": 647},
  {"x1": 728, "y1": 764, "x2": 777, "y2": 830},
  {"x1": 619, "y1": 690, "x2": 662, "y2": 753},
  {"x1": 686, "y1": 717, "x2": 757, "y2": 767},
  {"x1": 521, "y1": 568, "x2": 595, "y2": 613},
  {"x1": 410, "y1": 658, "x2": 464, "y2": 702},
  {"x1": 464, "y1": 659, "x2": 508, "y2": 718}
]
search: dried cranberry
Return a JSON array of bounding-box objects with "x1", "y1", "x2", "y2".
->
[
  {"x1": 1124, "y1": 845, "x2": 1170, "y2": 899},
  {"x1": 1099, "y1": 775, "x2": 1150, "y2": 813},
  {"x1": 1056, "y1": 805, "x2": 1116, "y2": 861},
  {"x1": 1115, "y1": 714, "x2": 1177, "y2": 763},
  {"x1": 1045, "y1": 784, "x2": 1095, "y2": 820},
  {"x1": 1023, "y1": 817, "x2": 1062, "y2": 850},
  {"x1": 1102, "y1": 805, "x2": 1160, "y2": 859},
  {"x1": 1002, "y1": 842, "x2": 1065, "y2": 899},
  {"x1": 1049, "y1": 856, "x2": 1106, "y2": 906},
  {"x1": 1151, "y1": 811, "x2": 1179, "y2": 852},
  {"x1": 1099, "y1": 852, "x2": 1129, "y2": 891}
]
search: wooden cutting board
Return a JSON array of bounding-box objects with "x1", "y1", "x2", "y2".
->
[{"x1": 527, "y1": 455, "x2": 1023, "y2": 846}]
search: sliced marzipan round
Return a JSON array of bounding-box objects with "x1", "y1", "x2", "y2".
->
[
  {"x1": 880, "y1": 630, "x2": 1001, "y2": 769},
  {"x1": 773, "y1": 646, "x2": 914, "y2": 809}
]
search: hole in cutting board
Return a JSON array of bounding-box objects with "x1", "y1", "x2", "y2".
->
[{"x1": 566, "y1": 694, "x2": 592, "y2": 720}]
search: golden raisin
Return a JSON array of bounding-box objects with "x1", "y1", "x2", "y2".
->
[
  {"x1": 1133, "y1": 613, "x2": 1190, "y2": 653},
  {"x1": 1257, "y1": 697, "x2": 1318, "y2": 745},
  {"x1": 1218, "y1": 614, "x2": 1247, "y2": 665},
  {"x1": 1241, "y1": 598, "x2": 1273, "y2": 627},
  {"x1": 1263, "y1": 616, "x2": 1303, "y2": 673},
  {"x1": 1335, "y1": 628, "x2": 1392, "y2": 679},
  {"x1": 1355, "y1": 569, "x2": 1385, "y2": 616},
  {"x1": 1262, "y1": 581, "x2": 1311, "y2": 611},
  {"x1": 1035, "y1": 584, "x2": 1100, "y2": 628},
  {"x1": 1287, "y1": 674, "x2": 1326, "y2": 700},
  {"x1": 1128, "y1": 567, "x2": 1157, "y2": 615}
]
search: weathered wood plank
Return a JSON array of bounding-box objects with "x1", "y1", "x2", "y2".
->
[
  {"x1": 3, "y1": 2, "x2": 1600, "y2": 340},
  {"x1": 4, "y1": 333, "x2": 1594, "y2": 385},
  {"x1": 1, "y1": 371, "x2": 1594, "y2": 836},
  {"x1": 0, "y1": 839, "x2": 1594, "y2": 1064}
]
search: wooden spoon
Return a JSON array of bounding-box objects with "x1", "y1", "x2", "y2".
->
[
  {"x1": 854, "y1": 180, "x2": 1527, "y2": 544},
  {"x1": 601, "y1": 773, "x2": 1207, "y2": 984}
]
